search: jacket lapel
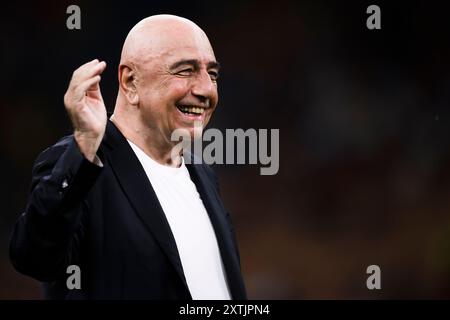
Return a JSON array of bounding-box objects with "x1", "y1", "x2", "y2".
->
[
  {"x1": 100, "y1": 121, "x2": 190, "y2": 295},
  {"x1": 186, "y1": 162, "x2": 247, "y2": 300}
]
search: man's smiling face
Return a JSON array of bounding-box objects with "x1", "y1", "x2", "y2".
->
[{"x1": 134, "y1": 21, "x2": 220, "y2": 142}]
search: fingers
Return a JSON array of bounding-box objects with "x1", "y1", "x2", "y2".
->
[
  {"x1": 65, "y1": 59, "x2": 107, "y2": 104},
  {"x1": 73, "y1": 75, "x2": 101, "y2": 101},
  {"x1": 72, "y1": 59, "x2": 107, "y2": 84}
]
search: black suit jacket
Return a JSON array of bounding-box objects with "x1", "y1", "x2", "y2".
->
[{"x1": 9, "y1": 120, "x2": 247, "y2": 299}]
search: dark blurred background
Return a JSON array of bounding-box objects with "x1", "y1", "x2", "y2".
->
[{"x1": 1, "y1": 0, "x2": 450, "y2": 299}]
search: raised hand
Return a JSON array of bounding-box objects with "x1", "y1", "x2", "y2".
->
[{"x1": 64, "y1": 59, "x2": 107, "y2": 162}]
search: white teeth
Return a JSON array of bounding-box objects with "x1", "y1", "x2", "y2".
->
[{"x1": 178, "y1": 106, "x2": 204, "y2": 115}]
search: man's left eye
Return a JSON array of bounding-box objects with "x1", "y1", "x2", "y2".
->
[{"x1": 209, "y1": 72, "x2": 219, "y2": 81}]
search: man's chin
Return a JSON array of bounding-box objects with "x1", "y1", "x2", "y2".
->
[{"x1": 174, "y1": 121, "x2": 204, "y2": 139}]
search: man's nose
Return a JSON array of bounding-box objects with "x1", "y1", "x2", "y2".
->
[{"x1": 191, "y1": 70, "x2": 216, "y2": 103}]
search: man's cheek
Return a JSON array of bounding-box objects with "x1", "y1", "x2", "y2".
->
[{"x1": 169, "y1": 79, "x2": 190, "y2": 94}]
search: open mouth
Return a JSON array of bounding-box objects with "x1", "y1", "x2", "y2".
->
[{"x1": 176, "y1": 105, "x2": 205, "y2": 116}]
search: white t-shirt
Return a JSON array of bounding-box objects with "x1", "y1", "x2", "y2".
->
[{"x1": 128, "y1": 140, "x2": 231, "y2": 300}]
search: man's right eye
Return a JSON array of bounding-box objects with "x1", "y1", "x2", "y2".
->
[{"x1": 177, "y1": 69, "x2": 193, "y2": 76}]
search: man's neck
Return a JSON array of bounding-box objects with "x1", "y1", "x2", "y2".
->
[{"x1": 110, "y1": 114, "x2": 182, "y2": 168}]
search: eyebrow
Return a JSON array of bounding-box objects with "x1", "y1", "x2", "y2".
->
[{"x1": 169, "y1": 59, "x2": 221, "y2": 71}]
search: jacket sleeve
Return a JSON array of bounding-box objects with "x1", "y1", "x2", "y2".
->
[{"x1": 9, "y1": 136, "x2": 103, "y2": 282}]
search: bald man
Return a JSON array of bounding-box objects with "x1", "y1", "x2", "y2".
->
[{"x1": 9, "y1": 15, "x2": 247, "y2": 300}]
